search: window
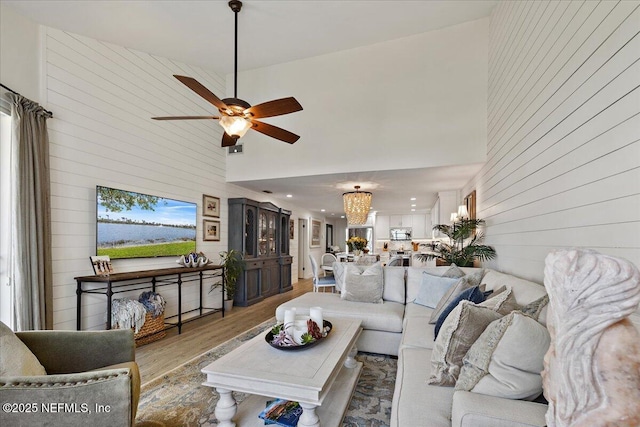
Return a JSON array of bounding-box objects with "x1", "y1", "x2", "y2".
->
[{"x1": 0, "y1": 109, "x2": 12, "y2": 326}]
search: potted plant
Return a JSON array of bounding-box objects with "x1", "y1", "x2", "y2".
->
[
  {"x1": 218, "y1": 249, "x2": 245, "y2": 311},
  {"x1": 414, "y1": 218, "x2": 496, "y2": 267}
]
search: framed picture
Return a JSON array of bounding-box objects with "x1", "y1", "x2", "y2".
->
[
  {"x1": 289, "y1": 219, "x2": 295, "y2": 240},
  {"x1": 90, "y1": 255, "x2": 114, "y2": 276},
  {"x1": 203, "y1": 219, "x2": 221, "y2": 241},
  {"x1": 203, "y1": 195, "x2": 220, "y2": 217},
  {"x1": 310, "y1": 218, "x2": 321, "y2": 248}
]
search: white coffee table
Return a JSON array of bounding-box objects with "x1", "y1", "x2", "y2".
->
[{"x1": 201, "y1": 317, "x2": 363, "y2": 427}]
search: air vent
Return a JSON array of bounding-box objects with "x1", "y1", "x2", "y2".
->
[{"x1": 228, "y1": 145, "x2": 243, "y2": 154}]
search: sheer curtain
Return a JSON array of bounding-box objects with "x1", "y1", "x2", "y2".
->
[{"x1": 8, "y1": 93, "x2": 53, "y2": 331}]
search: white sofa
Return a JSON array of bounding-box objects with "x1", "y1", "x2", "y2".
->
[{"x1": 275, "y1": 265, "x2": 552, "y2": 426}]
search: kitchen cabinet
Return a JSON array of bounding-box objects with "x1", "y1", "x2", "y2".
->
[
  {"x1": 375, "y1": 215, "x2": 390, "y2": 240},
  {"x1": 389, "y1": 215, "x2": 413, "y2": 227},
  {"x1": 411, "y1": 214, "x2": 426, "y2": 238},
  {"x1": 379, "y1": 214, "x2": 430, "y2": 238},
  {"x1": 229, "y1": 198, "x2": 291, "y2": 306}
]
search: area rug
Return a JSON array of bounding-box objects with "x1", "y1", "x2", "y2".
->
[{"x1": 135, "y1": 318, "x2": 396, "y2": 427}]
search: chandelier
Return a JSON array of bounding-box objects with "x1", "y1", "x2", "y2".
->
[{"x1": 343, "y1": 186, "x2": 373, "y2": 225}]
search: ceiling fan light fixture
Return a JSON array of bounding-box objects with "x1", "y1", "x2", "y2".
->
[
  {"x1": 343, "y1": 185, "x2": 373, "y2": 225},
  {"x1": 219, "y1": 115, "x2": 252, "y2": 138},
  {"x1": 151, "y1": 0, "x2": 302, "y2": 145}
]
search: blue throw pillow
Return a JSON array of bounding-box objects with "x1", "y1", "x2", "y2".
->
[
  {"x1": 434, "y1": 286, "x2": 487, "y2": 338},
  {"x1": 414, "y1": 273, "x2": 459, "y2": 308}
]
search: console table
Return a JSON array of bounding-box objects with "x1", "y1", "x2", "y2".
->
[{"x1": 75, "y1": 264, "x2": 225, "y2": 332}]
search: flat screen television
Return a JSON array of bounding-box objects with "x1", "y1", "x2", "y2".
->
[{"x1": 96, "y1": 185, "x2": 197, "y2": 259}]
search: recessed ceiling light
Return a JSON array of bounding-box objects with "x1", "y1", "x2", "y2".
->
[
  {"x1": 286, "y1": 194, "x2": 293, "y2": 198},
  {"x1": 321, "y1": 209, "x2": 326, "y2": 212},
  {"x1": 410, "y1": 197, "x2": 417, "y2": 201},
  {"x1": 411, "y1": 209, "x2": 416, "y2": 212},
  {"x1": 411, "y1": 204, "x2": 416, "y2": 207},
  {"x1": 340, "y1": 215, "x2": 345, "y2": 219}
]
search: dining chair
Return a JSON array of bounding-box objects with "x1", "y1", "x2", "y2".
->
[
  {"x1": 321, "y1": 253, "x2": 338, "y2": 276},
  {"x1": 387, "y1": 256, "x2": 403, "y2": 266},
  {"x1": 309, "y1": 255, "x2": 336, "y2": 292}
]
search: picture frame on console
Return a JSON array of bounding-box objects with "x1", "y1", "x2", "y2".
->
[
  {"x1": 204, "y1": 219, "x2": 221, "y2": 241},
  {"x1": 203, "y1": 195, "x2": 220, "y2": 217},
  {"x1": 90, "y1": 255, "x2": 114, "y2": 276},
  {"x1": 310, "y1": 218, "x2": 321, "y2": 248}
]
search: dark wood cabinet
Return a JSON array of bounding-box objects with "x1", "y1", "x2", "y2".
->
[{"x1": 229, "y1": 198, "x2": 292, "y2": 306}]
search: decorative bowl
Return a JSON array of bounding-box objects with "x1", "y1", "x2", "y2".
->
[{"x1": 265, "y1": 320, "x2": 332, "y2": 351}]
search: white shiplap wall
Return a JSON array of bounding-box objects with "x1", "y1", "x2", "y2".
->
[
  {"x1": 44, "y1": 27, "x2": 309, "y2": 330},
  {"x1": 465, "y1": 0, "x2": 640, "y2": 282}
]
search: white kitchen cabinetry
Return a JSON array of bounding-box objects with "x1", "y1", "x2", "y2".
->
[
  {"x1": 375, "y1": 215, "x2": 390, "y2": 240},
  {"x1": 380, "y1": 214, "x2": 429, "y2": 238},
  {"x1": 411, "y1": 214, "x2": 426, "y2": 238},
  {"x1": 389, "y1": 215, "x2": 413, "y2": 227}
]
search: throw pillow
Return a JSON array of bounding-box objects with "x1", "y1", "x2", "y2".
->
[
  {"x1": 455, "y1": 312, "x2": 551, "y2": 400},
  {"x1": 479, "y1": 286, "x2": 520, "y2": 315},
  {"x1": 332, "y1": 261, "x2": 348, "y2": 292},
  {"x1": 441, "y1": 264, "x2": 467, "y2": 279},
  {"x1": 520, "y1": 294, "x2": 549, "y2": 320},
  {"x1": 382, "y1": 267, "x2": 406, "y2": 304},
  {"x1": 0, "y1": 321, "x2": 47, "y2": 376},
  {"x1": 427, "y1": 301, "x2": 503, "y2": 386},
  {"x1": 413, "y1": 273, "x2": 459, "y2": 308},
  {"x1": 429, "y1": 270, "x2": 486, "y2": 324},
  {"x1": 341, "y1": 262, "x2": 384, "y2": 303},
  {"x1": 434, "y1": 286, "x2": 487, "y2": 338}
]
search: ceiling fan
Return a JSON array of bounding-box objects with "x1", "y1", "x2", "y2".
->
[{"x1": 152, "y1": 0, "x2": 302, "y2": 147}]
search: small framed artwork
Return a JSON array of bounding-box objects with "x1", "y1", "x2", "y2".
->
[
  {"x1": 90, "y1": 255, "x2": 114, "y2": 276},
  {"x1": 310, "y1": 218, "x2": 321, "y2": 248},
  {"x1": 203, "y1": 195, "x2": 220, "y2": 218},
  {"x1": 289, "y1": 219, "x2": 295, "y2": 240},
  {"x1": 204, "y1": 219, "x2": 221, "y2": 241}
]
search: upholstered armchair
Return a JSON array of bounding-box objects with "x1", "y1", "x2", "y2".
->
[{"x1": 0, "y1": 323, "x2": 140, "y2": 427}]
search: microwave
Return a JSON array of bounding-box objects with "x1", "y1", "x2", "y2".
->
[{"x1": 390, "y1": 227, "x2": 412, "y2": 241}]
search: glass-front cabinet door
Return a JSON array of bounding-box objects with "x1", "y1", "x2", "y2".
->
[
  {"x1": 259, "y1": 211, "x2": 268, "y2": 256},
  {"x1": 245, "y1": 206, "x2": 256, "y2": 258},
  {"x1": 268, "y1": 212, "x2": 277, "y2": 256}
]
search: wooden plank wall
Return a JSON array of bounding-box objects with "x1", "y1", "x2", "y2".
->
[
  {"x1": 464, "y1": 0, "x2": 640, "y2": 282},
  {"x1": 44, "y1": 28, "x2": 304, "y2": 330}
]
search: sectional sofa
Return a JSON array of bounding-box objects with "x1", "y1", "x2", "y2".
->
[{"x1": 275, "y1": 264, "x2": 553, "y2": 426}]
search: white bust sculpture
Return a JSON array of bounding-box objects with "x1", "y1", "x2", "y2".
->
[{"x1": 543, "y1": 249, "x2": 640, "y2": 427}]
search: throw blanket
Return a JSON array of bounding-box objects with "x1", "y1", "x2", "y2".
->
[{"x1": 110, "y1": 298, "x2": 146, "y2": 333}]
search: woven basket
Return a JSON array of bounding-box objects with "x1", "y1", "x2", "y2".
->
[{"x1": 134, "y1": 312, "x2": 166, "y2": 347}]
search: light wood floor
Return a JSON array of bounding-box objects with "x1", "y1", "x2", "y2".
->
[{"x1": 135, "y1": 278, "x2": 313, "y2": 385}]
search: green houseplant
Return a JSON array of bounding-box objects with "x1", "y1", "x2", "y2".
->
[
  {"x1": 414, "y1": 218, "x2": 496, "y2": 267},
  {"x1": 218, "y1": 249, "x2": 245, "y2": 308}
]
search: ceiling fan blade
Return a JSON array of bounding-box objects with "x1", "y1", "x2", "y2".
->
[
  {"x1": 152, "y1": 116, "x2": 219, "y2": 120},
  {"x1": 173, "y1": 75, "x2": 229, "y2": 112},
  {"x1": 221, "y1": 132, "x2": 238, "y2": 147},
  {"x1": 245, "y1": 97, "x2": 303, "y2": 119},
  {"x1": 251, "y1": 120, "x2": 300, "y2": 144}
]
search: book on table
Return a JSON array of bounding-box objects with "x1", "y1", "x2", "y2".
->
[{"x1": 259, "y1": 399, "x2": 302, "y2": 427}]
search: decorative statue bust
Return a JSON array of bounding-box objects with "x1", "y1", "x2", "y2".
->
[{"x1": 543, "y1": 249, "x2": 640, "y2": 427}]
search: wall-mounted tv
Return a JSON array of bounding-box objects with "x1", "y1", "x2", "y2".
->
[{"x1": 96, "y1": 186, "x2": 197, "y2": 259}]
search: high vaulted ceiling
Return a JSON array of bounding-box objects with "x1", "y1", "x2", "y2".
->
[
  {"x1": 5, "y1": 0, "x2": 497, "y2": 75},
  {"x1": 4, "y1": 0, "x2": 496, "y2": 216}
]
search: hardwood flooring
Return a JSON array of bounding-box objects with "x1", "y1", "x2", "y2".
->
[{"x1": 135, "y1": 278, "x2": 313, "y2": 385}]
